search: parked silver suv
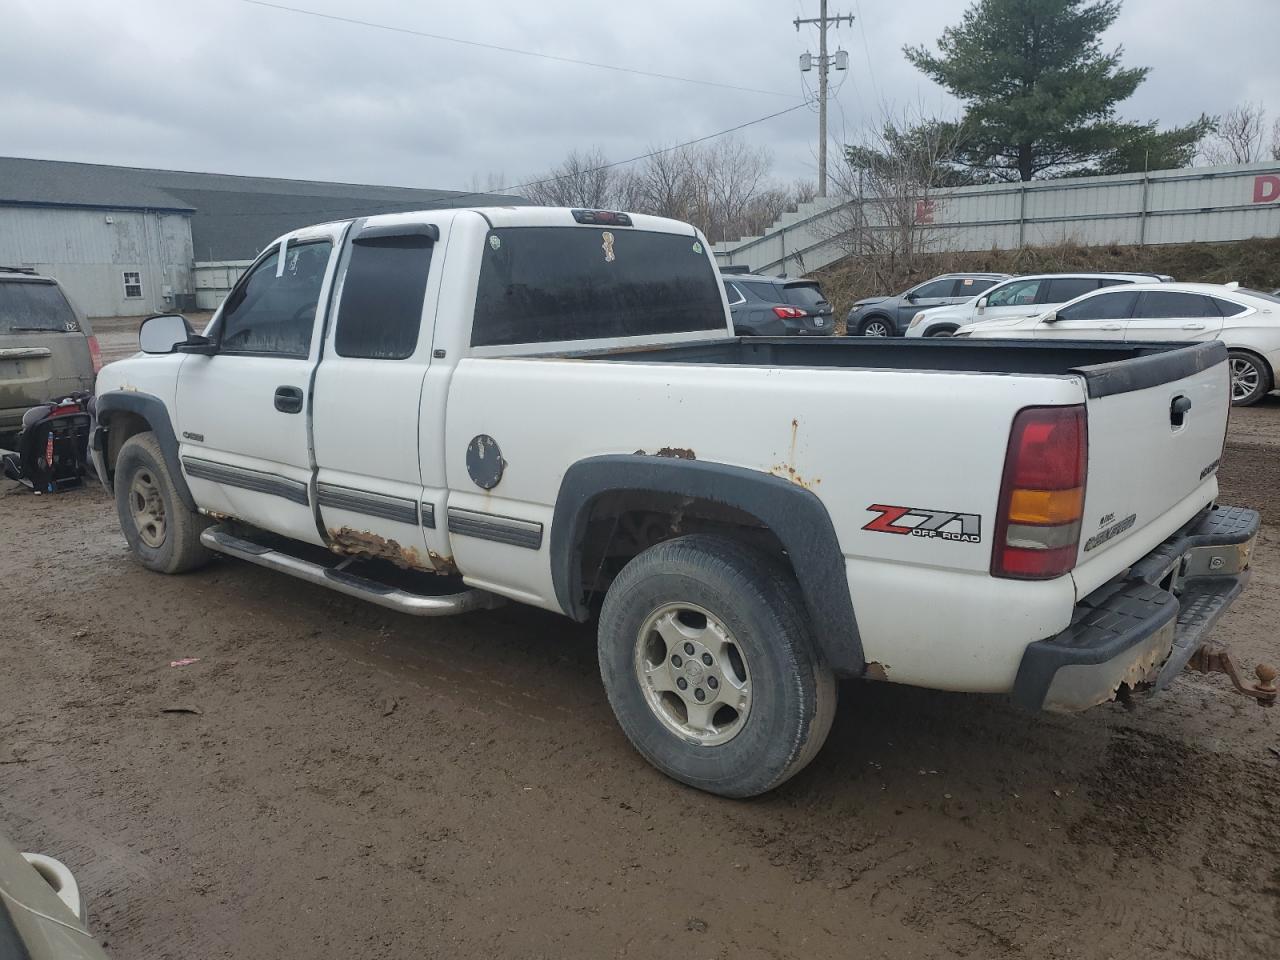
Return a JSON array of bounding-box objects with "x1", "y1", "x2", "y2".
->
[{"x1": 0, "y1": 268, "x2": 100, "y2": 441}]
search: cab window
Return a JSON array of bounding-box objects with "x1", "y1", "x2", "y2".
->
[{"x1": 218, "y1": 240, "x2": 332, "y2": 356}]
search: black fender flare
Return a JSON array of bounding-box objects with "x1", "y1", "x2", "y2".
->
[
  {"x1": 550, "y1": 455, "x2": 864, "y2": 676},
  {"x1": 95, "y1": 390, "x2": 196, "y2": 511}
]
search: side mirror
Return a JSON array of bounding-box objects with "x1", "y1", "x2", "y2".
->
[
  {"x1": 139, "y1": 314, "x2": 193, "y2": 354},
  {"x1": 1041, "y1": 310, "x2": 1058, "y2": 323},
  {"x1": 976, "y1": 296, "x2": 989, "y2": 309},
  {"x1": 904, "y1": 292, "x2": 919, "y2": 302}
]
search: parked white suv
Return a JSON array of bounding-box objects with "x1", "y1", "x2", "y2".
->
[
  {"x1": 959, "y1": 282, "x2": 1280, "y2": 405},
  {"x1": 905, "y1": 272, "x2": 1172, "y2": 338}
]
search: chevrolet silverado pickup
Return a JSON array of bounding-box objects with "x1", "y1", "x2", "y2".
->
[{"x1": 92, "y1": 206, "x2": 1262, "y2": 798}]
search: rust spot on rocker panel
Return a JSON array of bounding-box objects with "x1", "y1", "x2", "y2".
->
[
  {"x1": 427, "y1": 549, "x2": 459, "y2": 576},
  {"x1": 327, "y1": 527, "x2": 439, "y2": 572}
]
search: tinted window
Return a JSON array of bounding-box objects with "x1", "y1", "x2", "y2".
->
[
  {"x1": 781, "y1": 283, "x2": 826, "y2": 307},
  {"x1": 1046, "y1": 277, "x2": 1101, "y2": 302},
  {"x1": 0, "y1": 281, "x2": 78, "y2": 333},
  {"x1": 963, "y1": 277, "x2": 1000, "y2": 295},
  {"x1": 986, "y1": 278, "x2": 1043, "y2": 307},
  {"x1": 1134, "y1": 291, "x2": 1218, "y2": 319},
  {"x1": 912, "y1": 278, "x2": 956, "y2": 299},
  {"x1": 722, "y1": 281, "x2": 746, "y2": 305},
  {"x1": 739, "y1": 281, "x2": 776, "y2": 302},
  {"x1": 1210, "y1": 297, "x2": 1248, "y2": 317},
  {"x1": 1055, "y1": 290, "x2": 1139, "y2": 322},
  {"x1": 219, "y1": 240, "x2": 332, "y2": 356},
  {"x1": 472, "y1": 228, "x2": 724, "y2": 346},
  {"x1": 335, "y1": 235, "x2": 432, "y2": 359}
]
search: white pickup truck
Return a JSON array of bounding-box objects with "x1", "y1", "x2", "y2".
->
[{"x1": 92, "y1": 206, "x2": 1266, "y2": 798}]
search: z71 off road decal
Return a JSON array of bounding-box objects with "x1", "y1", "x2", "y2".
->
[{"x1": 863, "y1": 504, "x2": 982, "y2": 544}]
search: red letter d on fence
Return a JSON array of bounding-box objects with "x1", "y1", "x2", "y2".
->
[{"x1": 1253, "y1": 175, "x2": 1280, "y2": 203}]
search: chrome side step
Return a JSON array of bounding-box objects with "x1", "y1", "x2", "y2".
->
[{"x1": 200, "y1": 526, "x2": 504, "y2": 617}]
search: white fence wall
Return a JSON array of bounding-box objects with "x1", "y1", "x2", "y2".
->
[
  {"x1": 713, "y1": 161, "x2": 1280, "y2": 276},
  {"x1": 192, "y1": 260, "x2": 252, "y2": 310}
]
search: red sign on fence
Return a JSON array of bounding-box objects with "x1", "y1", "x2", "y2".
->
[{"x1": 1253, "y1": 175, "x2": 1280, "y2": 204}]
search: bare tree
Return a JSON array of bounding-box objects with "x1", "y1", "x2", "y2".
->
[
  {"x1": 523, "y1": 147, "x2": 625, "y2": 208},
  {"x1": 1271, "y1": 117, "x2": 1280, "y2": 161},
  {"x1": 1201, "y1": 103, "x2": 1268, "y2": 165},
  {"x1": 824, "y1": 105, "x2": 973, "y2": 288}
]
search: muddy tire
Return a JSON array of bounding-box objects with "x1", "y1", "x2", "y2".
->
[
  {"x1": 114, "y1": 432, "x2": 212, "y2": 574},
  {"x1": 598, "y1": 535, "x2": 837, "y2": 799}
]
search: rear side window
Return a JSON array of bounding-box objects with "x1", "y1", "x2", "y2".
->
[
  {"x1": 911, "y1": 278, "x2": 956, "y2": 298},
  {"x1": 1046, "y1": 277, "x2": 1101, "y2": 302},
  {"x1": 739, "y1": 281, "x2": 775, "y2": 302},
  {"x1": 781, "y1": 284, "x2": 826, "y2": 307},
  {"x1": 1210, "y1": 297, "x2": 1248, "y2": 317},
  {"x1": 722, "y1": 281, "x2": 746, "y2": 306},
  {"x1": 335, "y1": 235, "x2": 433, "y2": 359},
  {"x1": 1055, "y1": 290, "x2": 1139, "y2": 321},
  {"x1": 0, "y1": 281, "x2": 78, "y2": 333},
  {"x1": 1134, "y1": 291, "x2": 1219, "y2": 319},
  {"x1": 472, "y1": 227, "x2": 724, "y2": 347},
  {"x1": 963, "y1": 277, "x2": 1000, "y2": 294}
]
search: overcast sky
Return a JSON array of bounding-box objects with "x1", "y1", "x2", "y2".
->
[{"x1": 4, "y1": 0, "x2": 1277, "y2": 193}]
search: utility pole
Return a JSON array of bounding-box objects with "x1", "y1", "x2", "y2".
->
[{"x1": 796, "y1": 1, "x2": 852, "y2": 197}]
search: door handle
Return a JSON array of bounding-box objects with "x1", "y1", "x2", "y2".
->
[
  {"x1": 1182, "y1": 323, "x2": 1206, "y2": 331},
  {"x1": 274, "y1": 385, "x2": 304, "y2": 414},
  {"x1": 1100, "y1": 324, "x2": 1123, "y2": 331}
]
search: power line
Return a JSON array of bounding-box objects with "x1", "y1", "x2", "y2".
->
[
  {"x1": 203, "y1": 101, "x2": 812, "y2": 216},
  {"x1": 238, "y1": 0, "x2": 800, "y2": 99}
]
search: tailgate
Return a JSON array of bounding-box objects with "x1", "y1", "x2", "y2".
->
[{"x1": 1074, "y1": 343, "x2": 1229, "y2": 591}]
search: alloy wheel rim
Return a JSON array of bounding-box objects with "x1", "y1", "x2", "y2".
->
[
  {"x1": 634, "y1": 602, "x2": 751, "y2": 746},
  {"x1": 864, "y1": 321, "x2": 889, "y2": 337},
  {"x1": 1230, "y1": 357, "x2": 1260, "y2": 402},
  {"x1": 129, "y1": 469, "x2": 167, "y2": 548}
]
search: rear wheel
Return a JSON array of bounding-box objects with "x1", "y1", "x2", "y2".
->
[
  {"x1": 1229, "y1": 350, "x2": 1272, "y2": 406},
  {"x1": 598, "y1": 535, "x2": 837, "y2": 798},
  {"x1": 860, "y1": 318, "x2": 892, "y2": 337},
  {"x1": 114, "y1": 432, "x2": 212, "y2": 573}
]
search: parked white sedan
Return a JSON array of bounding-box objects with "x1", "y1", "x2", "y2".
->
[{"x1": 958, "y1": 282, "x2": 1280, "y2": 405}]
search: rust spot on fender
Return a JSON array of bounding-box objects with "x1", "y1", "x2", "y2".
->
[
  {"x1": 770, "y1": 463, "x2": 820, "y2": 489},
  {"x1": 327, "y1": 527, "x2": 433, "y2": 572},
  {"x1": 427, "y1": 549, "x2": 459, "y2": 576},
  {"x1": 654, "y1": 447, "x2": 696, "y2": 460},
  {"x1": 864, "y1": 661, "x2": 890, "y2": 681}
]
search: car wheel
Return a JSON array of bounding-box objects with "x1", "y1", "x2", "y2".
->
[
  {"x1": 598, "y1": 535, "x2": 837, "y2": 798},
  {"x1": 1229, "y1": 350, "x2": 1272, "y2": 406},
  {"x1": 114, "y1": 432, "x2": 212, "y2": 574},
  {"x1": 926, "y1": 326, "x2": 957, "y2": 338},
  {"x1": 860, "y1": 318, "x2": 892, "y2": 337}
]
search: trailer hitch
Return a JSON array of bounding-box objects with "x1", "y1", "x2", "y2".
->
[{"x1": 1186, "y1": 647, "x2": 1278, "y2": 706}]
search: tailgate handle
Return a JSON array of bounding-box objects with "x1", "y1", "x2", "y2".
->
[{"x1": 1171, "y1": 395, "x2": 1191, "y2": 428}]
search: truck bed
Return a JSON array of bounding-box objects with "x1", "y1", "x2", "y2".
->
[{"x1": 558, "y1": 337, "x2": 1224, "y2": 399}]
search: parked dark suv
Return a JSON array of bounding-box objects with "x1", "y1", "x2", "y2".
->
[
  {"x1": 846, "y1": 273, "x2": 1010, "y2": 337},
  {"x1": 720, "y1": 271, "x2": 835, "y2": 336}
]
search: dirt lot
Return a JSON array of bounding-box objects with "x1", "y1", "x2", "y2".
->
[{"x1": 2, "y1": 371, "x2": 1279, "y2": 959}]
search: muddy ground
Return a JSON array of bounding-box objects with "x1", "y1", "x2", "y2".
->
[{"x1": 2, "y1": 333, "x2": 1278, "y2": 959}]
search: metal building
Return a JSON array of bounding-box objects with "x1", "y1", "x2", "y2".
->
[{"x1": 0, "y1": 157, "x2": 526, "y2": 317}]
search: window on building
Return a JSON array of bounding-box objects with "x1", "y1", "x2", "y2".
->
[
  {"x1": 122, "y1": 272, "x2": 143, "y2": 299},
  {"x1": 217, "y1": 240, "x2": 332, "y2": 356},
  {"x1": 335, "y1": 234, "x2": 433, "y2": 360}
]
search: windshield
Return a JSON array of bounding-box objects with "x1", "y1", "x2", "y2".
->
[
  {"x1": 781, "y1": 283, "x2": 828, "y2": 308},
  {"x1": 472, "y1": 227, "x2": 725, "y2": 347},
  {"x1": 0, "y1": 280, "x2": 78, "y2": 334}
]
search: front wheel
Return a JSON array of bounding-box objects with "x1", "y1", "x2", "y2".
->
[
  {"x1": 1229, "y1": 350, "x2": 1272, "y2": 406},
  {"x1": 597, "y1": 535, "x2": 837, "y2": 798},
  {"x1": 859, "y1": 318, "x2": 892, "y2": 337},
  {"x1": 114, "y1": 432, "x2": 212, "y2": 574}
]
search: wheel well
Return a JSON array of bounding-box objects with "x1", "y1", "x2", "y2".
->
[
  {"x1": 102, "y1": 411, "x2": 150, "y2": 483},
  {"x1": 926, "y1": 323, "x2": 959, "y2": 336},
  {"x1": 576, "y1": 491, "x2": 790, "y2": 609},
  {"x1": 860, "y1": 313, "x2": 892, "y2": 331}
]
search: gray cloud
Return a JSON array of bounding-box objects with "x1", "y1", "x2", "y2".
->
[{"x1": 4, "y1": 0, "x2": 1276, "y2": 192}]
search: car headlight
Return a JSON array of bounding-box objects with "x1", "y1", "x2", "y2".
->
[{"x1": 908, "y1": 312, "x2": 927, "y2": 329}]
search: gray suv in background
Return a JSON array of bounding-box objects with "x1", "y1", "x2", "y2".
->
[
  {"x1": 846, "y1": 272, "x2": 1010, "y2": 337},
  {"x1": 721, "y1": 271, "x2": 835, "y2": 336},
  {"x1": 0, "y1": 267, "x2": 100, "y2": 441}
]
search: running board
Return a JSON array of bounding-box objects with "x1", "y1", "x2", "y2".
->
[{"x1": 200, "y1": 526, "x2": 504, "y2": 617}]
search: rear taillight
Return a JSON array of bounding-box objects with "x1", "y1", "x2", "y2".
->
[
  {"x1": 992, "y1": 405, "x2": 1087, "y2": 580},
  {"x1": 88, "y1": 335, "x2": 103, "y2": 374},
  {"x1": 773, "y1": 306, "x2": 807, "y2": 319}
]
